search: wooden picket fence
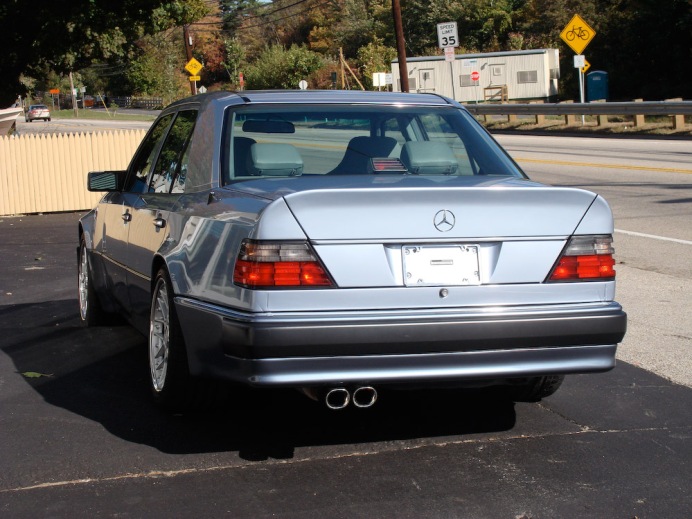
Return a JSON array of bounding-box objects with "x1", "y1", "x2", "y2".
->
[{"x1": 0, "y1": 130, "x2": 145, "y2": 216}]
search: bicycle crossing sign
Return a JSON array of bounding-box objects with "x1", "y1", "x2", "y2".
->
[
  {"x1": 185, "y1": 58, "x2": 203, "y2": 76},
  {"x1": 560, "y1": 14, "x2": 596, "y2": 55}
]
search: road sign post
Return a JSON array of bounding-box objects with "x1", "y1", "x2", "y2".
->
[
  {"x1": 561, "y1": 14, "x2": 596, "y2": 125},
  {"x1": 471, "y1": 71, "x2": 480, "y2": 104},
  {"x1": 185, "y1": 58, "x2": 204, "y2": 95},
  {"x1": 437, "y1": 22, "x2": 459, "y2": 100}
]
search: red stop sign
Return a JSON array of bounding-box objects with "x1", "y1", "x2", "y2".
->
[{"x1": 471, "y1": 71, "x2": 480, "y2": 81}]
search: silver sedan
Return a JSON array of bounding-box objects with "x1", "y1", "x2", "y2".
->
[{"x1": 78, "y1": 90, "x2": 626, "y2": 412}]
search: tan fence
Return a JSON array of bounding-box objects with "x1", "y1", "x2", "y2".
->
[{"x1": 0, "y1": 130, "x2": 145, "y2": 216}]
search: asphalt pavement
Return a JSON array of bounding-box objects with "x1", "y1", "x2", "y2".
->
[{"x1": 0, "y1": 213, "x2": 690, "y2": 518}]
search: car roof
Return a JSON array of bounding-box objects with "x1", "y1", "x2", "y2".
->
[{"x1": 165, "y1": 90, "x2": 460, "y2": 112}]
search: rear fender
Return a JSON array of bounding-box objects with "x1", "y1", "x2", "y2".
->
[{"x1": 573, "y1": 195, "x2": 614, "y2": 235}]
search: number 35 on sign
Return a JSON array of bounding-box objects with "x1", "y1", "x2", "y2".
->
[{"x1": 437, "y1": 22, "x2": 459, "y2": 49}]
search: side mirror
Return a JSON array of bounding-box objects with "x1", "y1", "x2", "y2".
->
[{"x1": 87, "y1": 170, "x2": 126, "y2": 192}]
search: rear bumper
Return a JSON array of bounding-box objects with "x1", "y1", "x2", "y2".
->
[{"x1": 175, "y1": 299, "x2": 626, "y2": 387}]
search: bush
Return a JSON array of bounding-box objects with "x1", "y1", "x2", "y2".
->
[{"x1": 245, "y1": 45, "x2": 324, "y2": 90}]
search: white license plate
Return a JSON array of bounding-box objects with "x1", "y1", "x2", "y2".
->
[{"x1": 402, "y1": 245, "x2": 480, "y2": 286}]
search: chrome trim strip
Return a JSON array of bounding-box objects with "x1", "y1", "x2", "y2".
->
[
  {"x1": 175, "y1": 296, "x2": 623, "y2": 325},
  {"x1": 310, "y1": 236, "x2": 570, "y2": 245},
  {"x1": 95, "y1": 250, "x2": 151, "y2": 282}
]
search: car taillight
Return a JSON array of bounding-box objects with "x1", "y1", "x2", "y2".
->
[
  {"x1": 547, "y1": 235, "x2": 616, "y2": 282},
  {"x1": 233, "y1": 240, "x2": 334, "y2": 288}
]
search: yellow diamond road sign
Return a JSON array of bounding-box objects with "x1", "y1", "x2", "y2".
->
[
  {"x1": 185, "y1": 58, "x2": 203, "y2": 76},
  {"x1": 560, "y1": 14, "x2": 596, "y2": 55},
  {"x1": 581, "y1": 59, "x2": 591, "y2": 74}
]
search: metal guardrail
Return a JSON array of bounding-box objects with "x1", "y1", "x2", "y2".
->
[{"x1": 464, "y1": 101, "x2": 692, "y2": 116}]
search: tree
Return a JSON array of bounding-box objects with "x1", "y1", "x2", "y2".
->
[
  {"x1": 357, "y1": 38, "x2": 397, "y2": 89},
  {"x1": 588, "y1": 0, "x2": 692, "y2": 100},
  {"x1": 0, "y1": 0, "x2": 209, "y2": 105},
  {"x1": 223, "y1": 38, "x2": 247, "y2": 87},
  {"x1": 126, "y1": 31, "x2": 189, "y2": 105}
]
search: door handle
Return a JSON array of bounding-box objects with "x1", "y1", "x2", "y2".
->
[
  {"x1": 121, "y1": 212, "x2": 131, "y2": 222},
  {"x1": 153, "y1": 217, "x2": 166, "y2": 229}
]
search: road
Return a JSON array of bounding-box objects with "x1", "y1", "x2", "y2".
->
[
  {"x1": 0, "y1": 134, "x2": 690, "y2": 517},
  {"x1": 14, "y1": 113, "x2": 154, "y2": 135},
  {"x1": 496, "y1": 134, "x2": 692, "y2": 387}
]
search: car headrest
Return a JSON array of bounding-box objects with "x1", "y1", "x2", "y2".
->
[
  {"x1": 346, "y1": 136, "x2": 399, "y2": 158},
  {"x1": 400, "y1": 141, "x2": 458, "y2": 175},
  {"x1": 242, "y1": 120, "x2": 295, "y2": 134},
  {"x1": 246, "y1": 143, "x2": 303, "y2": 176}
]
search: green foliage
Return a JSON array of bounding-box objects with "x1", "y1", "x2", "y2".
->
[
  {"x1": 220, "y1": 0, "x2": 264, "y2": 33},
  {"x1": 127, "y1": 32, "x2": 189, "y2": 105},
  {"x1": 0, "y1": 0, "x2": 209, "y2": 104},
  {"x1": 223, "y1": 38, "x2": 246, "y2": 86},
  {"x1": 245, "y1": 45, "x2": 325, "y2": 89},
  {"x1": 357, "y1": 38, "x2": 397, "y2": 89},
  {"x1": 152, "y1": 0, "x2": 210, "y2": 31}
]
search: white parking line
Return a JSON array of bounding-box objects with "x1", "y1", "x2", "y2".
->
[{"x1": 615, "y1": 229, "x2": 692, "y2": 246}]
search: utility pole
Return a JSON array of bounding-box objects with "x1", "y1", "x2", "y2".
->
[
  {"x1": 183, "y1": 25, "x2": 195, "y2": 95},
  {"x1": 391, "y1": 0, "x2": 409, "y2": 92}
]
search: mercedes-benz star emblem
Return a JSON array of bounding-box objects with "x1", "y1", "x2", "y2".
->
[{"x1": 433, "y1": 209, "x2": 455, "y2": 232}]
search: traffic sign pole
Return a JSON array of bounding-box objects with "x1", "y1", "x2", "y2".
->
[
  {"x1": 471, "y1": 71, "x2": 480, "y2": 105},
  {"x1": 438, "y1": 22, "x2": 459, "y2": 101},
  {"x1": 561, "y1": 14, "x2": 596, "y2": 125},
  {"x1": 579, "y1": 69, "x2": 585, "y2": 124}
]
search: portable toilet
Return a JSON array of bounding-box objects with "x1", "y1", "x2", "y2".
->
[{"x1": 587, "y1": 71, "x2": 609, "y2": 102}]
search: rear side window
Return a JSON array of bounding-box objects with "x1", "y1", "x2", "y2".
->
[
  {"x1": 149, "y1": 109, "x2": 198, "y2": 194},
  {"x1": 125, "y1": 113, "x2": 174, "y2": 193}
]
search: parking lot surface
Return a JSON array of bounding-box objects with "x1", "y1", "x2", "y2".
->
[{"x1": 1, "y1": 213, "x2": 690, "y2": 518}]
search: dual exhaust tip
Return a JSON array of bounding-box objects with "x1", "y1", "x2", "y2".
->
[{"x1": 301, "y1": 386, "x2": 378, "y2": 410}]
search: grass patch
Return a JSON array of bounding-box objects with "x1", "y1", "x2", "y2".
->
[{"x1": 50, "y1": 109, "x2": 157, "y2": 122}]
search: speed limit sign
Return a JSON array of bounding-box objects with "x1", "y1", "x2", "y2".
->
[{"x1": 437, "y1": 22, "x2": 459, "y2": 49}]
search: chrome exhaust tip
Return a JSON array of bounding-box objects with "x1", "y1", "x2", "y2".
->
[
  {"x1": 352, "y1": 386, "x2": 378, "y2": 408},
  {"x1": 325, "y1": 388, "x2": 350, "y2": 410}
]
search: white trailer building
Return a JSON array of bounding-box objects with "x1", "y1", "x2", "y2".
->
[{"x1": 391, "y1": 49, "x2": 560, "y2": 103}]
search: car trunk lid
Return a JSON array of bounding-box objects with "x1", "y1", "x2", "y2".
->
[{"x1": 279, "y1": 181, "x2": 598, "y2": 241}]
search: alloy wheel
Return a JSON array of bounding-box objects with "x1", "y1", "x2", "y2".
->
[{"x1": 149, "y1": 279, "x2": 170, "y2": 392}]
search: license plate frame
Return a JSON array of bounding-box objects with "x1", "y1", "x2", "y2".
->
[{"x1": 402, "y1": 245, "x2": 481, "y2": 286}]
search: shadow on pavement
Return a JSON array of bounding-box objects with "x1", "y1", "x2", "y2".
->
[{"x1": 1, "y1": 299, "x2": 517, "y2": 460}]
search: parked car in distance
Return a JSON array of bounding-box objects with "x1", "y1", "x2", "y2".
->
[
  {"x1": 25, "y1": 104, "x2": 51, "y2": 122},
  {"x1": 78, "y1": 90, "x2": 627, "y2": 413}
]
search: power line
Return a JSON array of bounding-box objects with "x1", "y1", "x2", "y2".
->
[{"x1": 191, "y1": 0, "x2": 329, "y2": 28}]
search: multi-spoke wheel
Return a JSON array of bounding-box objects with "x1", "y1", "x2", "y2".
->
[
  {"x1": 78, "y1": 236, "x2": 105, "y2": 326},
  {"x1": 149, "y1": 269, "x2": 190, "y2": 410},
  {"x1": 150, "y1": 275, "x2": 172, "y2": 393},
  {"x1": 149, "y1": 268, "x2": 227, "y2": 412}
]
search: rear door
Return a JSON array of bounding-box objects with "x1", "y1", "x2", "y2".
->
[{"x1": 127, "y1": 108, "x2": 198, "y2": 328}]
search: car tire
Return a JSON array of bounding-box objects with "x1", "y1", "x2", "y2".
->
[
  {"x1": 149, "y1": 268, "x2": 226, "y2": 412},
  {"x1": 78, "y1": 237, "x2": 107, "y2": 326},
  {"x1": 505, "y1": 375, "x2": 565, "y2": 402}
]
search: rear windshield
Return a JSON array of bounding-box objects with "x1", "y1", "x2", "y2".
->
[{"x1": 221, "y1": 104, "x2": 524, "y2": 183}]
